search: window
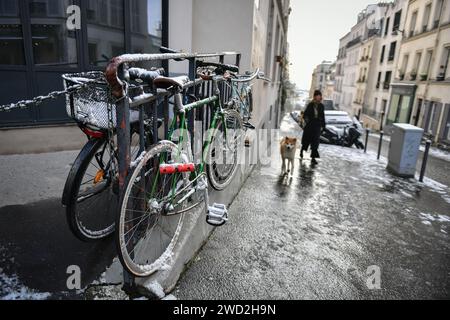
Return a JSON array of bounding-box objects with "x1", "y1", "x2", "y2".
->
[
  {"x1": 376, "y1": 72, "x2": 382, "y2": 88},
  {"x1": 380, "y1": 45, "x2": 386, "y2": 63},
  {"x1": 29, "y1": 0, "x2": 78, "y2": 66},
  {"x1": 0, "y1": 0, "x2": 25, "y2": 65},
  {"x1": 400, "y1": 54, "x2": 409, "y2": 78},
  {"x1": 423, "y1": 3, "x2": 432, "y2": 32},
  {"x1": 384, "y1": 17, "x2": 391, "y2": 36},
  {"x1": 411, "y1": 51, "x2": 422, "y2": 79},
  {"x1": 422, "y1": 50, "x2": 433, "y2": 79},
  {"x1": 410, "y1": 11, "x2": 418, "y2": 36},
  {"x1": 384, "y1": 71, "x2": 392, "y2": 89},
  {"x1": 438, "y1": 46, "x2": 450, "y2": 80},
  {"x1": 87, "y1": 0, "x2": 125, "y2": 66},
  {"x1": 398, "y1": 96, "x2": 412, "y2": 123},
  {"x1": 433, "y1": 0, "x2": 444, "y2": 28},
  {"x1": 393, "y1": 10, "x2": 402, "y2": 31},
  {"x1": 388, "y1": 41, "x2": 397, "y2": 61},
  {"x1": 129, "y1": 0, "x2": 163, "y2": 69}
]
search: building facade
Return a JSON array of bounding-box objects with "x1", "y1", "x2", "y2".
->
[
  {"x1": 0, "y1": 0, "x2": 166, "y2": 127},
  {"x1": 169, "y1": 0, "x2": 290, "y2": 130},
  {"x1": 309, "y1": 60, "x2": 334, "y2": 99},
  {"x1": 334, "y1": 32, "x2": 352, "y2": 110},
  {"x1": 362, "y1": 0, "x2": 407, "y2": 130},
  {"x1": 390, "y1": 0, "x2": 450, "y2": 144},
  {"x1": 0, "y1": 0, "x2": 291, "y2": 130}
]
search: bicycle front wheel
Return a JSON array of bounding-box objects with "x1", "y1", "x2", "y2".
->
[
  {"x1": 117, "y1": 141, "x2": 190, "y2": 277},
  {"x1": 206, "y1": 110, "x2": 244, "y2": 191}
]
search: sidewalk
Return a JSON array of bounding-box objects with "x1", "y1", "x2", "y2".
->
[
  {"x1": 0, "y1": 125, "x2": 85, "y2": 156},
  {"x1": 175, "y1": 115, "x2": 450, "y2": 300}
]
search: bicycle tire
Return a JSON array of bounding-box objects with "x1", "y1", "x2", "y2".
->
[
  {"x1": 206, "y1": 110, "x2": 244, "y2": 191},
  {"x1": 63, "y1": 138, "x2": 116, "y2": 242},
  {"x1": 116, "y1": 141, "x2": 190, "y2": 277}
]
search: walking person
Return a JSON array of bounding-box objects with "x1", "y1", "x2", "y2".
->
[{"x1": 300, "y1": 90, "x2": 326, "y2": 165}]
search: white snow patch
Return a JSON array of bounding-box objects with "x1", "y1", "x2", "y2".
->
[
  {"x1": 144, "y1": 281, "x2": 166, "y2": 299},
  {"x1": 0, "y1": 273, "x2": 50, "y2": 300},
  {"x1": 420, "y1": 213, "x2": 450, "y2": 224},
  {"x1": 163, "y1": 294, "x2": 178, "y2": 301},
  {"x1": 420, "y1": 146, "x2": 450, "y2": 162}
]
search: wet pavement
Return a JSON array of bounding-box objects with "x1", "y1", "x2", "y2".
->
[
  {"x1": 1, "y1": 115, "x2": 450, "y2": 300},
  {"x1": 0, "y1": 151, "x2": 116, "y2": 300},
  {"x1": 175, "y1": 115, "x2": 450, "y2": 300}
]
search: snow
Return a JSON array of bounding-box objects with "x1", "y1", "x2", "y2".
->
[
  {"x1": 419, "y1": 213, "x2": 450, "y2": 224},
  {"x1": 0, "y1": 273, "x2": 50, "y2": 301},
  {"x1": 321, "y1": 144, "x2": 450, "y2": 206},
  {"x1": 144, "y1": 281, "x2": 166, "y2": 299},
  {"x1": 421, "y1": 146, "x2": 450, "y2": 163}
]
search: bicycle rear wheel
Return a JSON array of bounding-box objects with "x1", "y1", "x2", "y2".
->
[
  {"x1": 116, "y1": 141, "x2": 191, "y2": 277},
  {"x1": 63, "y1": 131, "x2": 145, "y2": 242},
  {"x1": 206, "y1": 110, "x2": 244, "y2": 191},
  {"x1": 63, "y1": 138, "x2": 117, "y2": 242}
]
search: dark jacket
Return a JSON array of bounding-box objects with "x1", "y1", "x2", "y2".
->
[
  {"x1": 303, "y1": 102, "x2": 326, "y2": 129},
  {"x1": 301, "y1": 102, "x2": 326, "y2": 158}
]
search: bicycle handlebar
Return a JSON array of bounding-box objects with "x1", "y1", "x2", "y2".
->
[
  {"x1": 127, "y1": 68, "x2": 165, "y2": 84},
  {"x1": 231, "y1": 68, "x2": 270, "y2": 83},
  {"x1": 106, "y1": 52, "x2": 238, "y2": 98}
]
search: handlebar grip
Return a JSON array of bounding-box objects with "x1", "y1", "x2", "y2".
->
[{"x1": 128, "y1": 68, "x2": 165, "y2": 84}]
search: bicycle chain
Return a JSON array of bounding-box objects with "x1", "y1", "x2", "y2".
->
[{"x1": 0, "y1": 72, "x2": 104, "y2": 113}]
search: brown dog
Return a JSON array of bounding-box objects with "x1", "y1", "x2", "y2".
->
[{"x1": 280, "y1": 137, "x2": 298, "y2": 176}]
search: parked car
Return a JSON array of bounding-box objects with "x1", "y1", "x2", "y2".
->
[{"x1": 325, "y1": 111, "x2": 355, "y2": 128}]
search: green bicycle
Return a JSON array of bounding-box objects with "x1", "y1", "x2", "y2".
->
[{"x1": 116, "y1": 72, "x2": 245, "y2": 277}]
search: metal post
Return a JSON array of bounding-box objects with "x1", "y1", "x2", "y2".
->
[
  {"x1": 420, "y1": 140, "x2": 432, "y2": 182},
  {"x1": 364, "y1": 128, "x2": 370, "y2": 154},
  {"x1": 116, "y1": 93, "x2": 134, "y2": 293},
  {"x1": 379, "y1": 111, "x2": 386, "y2": 132},
  {"x1": 377, "y1": 131, "x2": 384, "y2": 160}
]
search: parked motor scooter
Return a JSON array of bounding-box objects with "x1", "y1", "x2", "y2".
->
[{"x1": 321, "y1": 119, "x2": 365, "y2": 149}]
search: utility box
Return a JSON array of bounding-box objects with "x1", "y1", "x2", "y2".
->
[{"x1": 387, "y1": 124, "x2": 424, "y2": 178}]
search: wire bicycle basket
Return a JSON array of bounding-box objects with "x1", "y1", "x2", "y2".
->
[{"x1": 63, "y1": 71, "x2": 114, "y2": 131}]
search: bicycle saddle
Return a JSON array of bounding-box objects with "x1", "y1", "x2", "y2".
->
[{"x1": 153, "y1": 75, "x2": 190, "y2": 90}]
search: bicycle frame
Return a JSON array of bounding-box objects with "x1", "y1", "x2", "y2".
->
[{"x1": 147, "y1": 92, "x2": 226, "y2": 211}]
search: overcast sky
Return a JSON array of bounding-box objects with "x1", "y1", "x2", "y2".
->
[{"x1": 288, "y1": 0, "x2": 381, "y2": 90}]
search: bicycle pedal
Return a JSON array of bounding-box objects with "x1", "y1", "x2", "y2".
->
[
  {"x1": 243, "y1": 122, "x2": 256, "y2": 130},
  {"x1": 207, "y1": 203, "x2": 228, "y2": 227},
  {"x1": 160, "y1": 163, "x2": 195, "y2": 175}
]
